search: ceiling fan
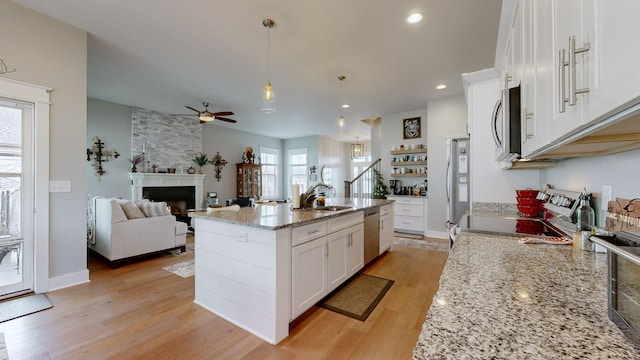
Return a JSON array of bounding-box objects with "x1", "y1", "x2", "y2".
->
[{"x1": 173, "y1": 102, "x2": 237, "y2": 124}]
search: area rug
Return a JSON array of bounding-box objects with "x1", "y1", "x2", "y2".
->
[
  {"x1": 0, "y1": 293, "x2": 53, "y2": 323},
  {"x1": 163, "y1": 260, "x2": 194, "y2": 278},
  {"x1": 394, "y1": 236, "x2": 450, "y2": 252},
  {"x1": 320, "y1": 274, "x2": 394, "y2": 321},
  {"x1": 0, "y1": 332, "x2": 8, "y2": 360},
  {"x1": 169, "y1": 243, "x2": 194, "y2": 256}
]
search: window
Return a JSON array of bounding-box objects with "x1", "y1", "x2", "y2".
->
[
  {"x1": 288, "y1": 148, "x2": 308, "y2": 195},
  {"x1": 260, "y1": 147, "x2": 279, "y2": 199}
]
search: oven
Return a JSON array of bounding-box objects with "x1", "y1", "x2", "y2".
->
[{"x1": 591, "y1": 232, "x2": 640, "y2": 347}]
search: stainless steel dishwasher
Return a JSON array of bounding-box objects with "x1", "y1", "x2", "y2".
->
[{"x1": 364, "y1": 208, "x2": 380, "y2": 265}]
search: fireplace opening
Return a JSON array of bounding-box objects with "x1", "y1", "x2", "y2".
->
[{"x1": 143, "y1": 186, "x2": 195, "y2": 224}]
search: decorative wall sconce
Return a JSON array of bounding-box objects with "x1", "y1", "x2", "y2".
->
[
  {"x1": 87, "y1": 136, "x2": 120, "y2": 181},
  {"x1": 210, "y1": 152, "x2": 228, "y2": 182}
]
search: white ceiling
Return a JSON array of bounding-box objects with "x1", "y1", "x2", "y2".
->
[{"x1": 13, "y1": 0, "x2": 502, "y2": 141}]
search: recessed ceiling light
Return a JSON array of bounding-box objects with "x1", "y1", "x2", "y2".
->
[
  {"x1": 436, "y1": 84, "x2": 447, "y2": 90},
  {"x1": 342, "y1": 104, "x2": 350, "y2": 109},
  {"x1": 407, "y1": 13, "x2": 423, "y2": 24}
]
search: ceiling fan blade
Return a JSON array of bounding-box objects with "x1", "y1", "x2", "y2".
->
[
  {"x1": 171, "y1": 113, "x2": 197, "y2": 116},
  {"x1": 215, "y1": 117, "x2": 237, "y2": 123},
  {"x1": 185, "y1": 106, "x2": 201, "y2": 113},
  {"x1": 212, "y1": 111, "x2": 234, "y2": 117}
]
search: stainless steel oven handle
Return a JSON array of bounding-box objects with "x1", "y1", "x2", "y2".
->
[{"x1": 590, "y1": 236, "x2": 640, "y2": 267}]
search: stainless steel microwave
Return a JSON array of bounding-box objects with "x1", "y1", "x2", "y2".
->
[{"x1": 492, "y1": 85, "x2": 521, "y2": 161}]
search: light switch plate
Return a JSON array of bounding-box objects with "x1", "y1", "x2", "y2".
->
[
  {"x1": 49, "y1": 180, "x2": 71, "y2": 192},
  {"x1": 601, "y1": 184, "x2": 613, "y2": 211}
]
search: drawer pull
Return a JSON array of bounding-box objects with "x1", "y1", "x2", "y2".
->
[{"x1": 307, "y1": 229, "x2": 321, "y2": 235}]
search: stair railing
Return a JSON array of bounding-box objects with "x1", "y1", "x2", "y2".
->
[{"x1": 344, "y1": 158, "x2": 382, "y2": 199}]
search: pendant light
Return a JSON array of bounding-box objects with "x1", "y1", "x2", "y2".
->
[
  {"x1": 351, "y1": 136, "x2": 364, "y2": 159},
  {"x1": 337, "y1": 75, "x2": 347, "y2": 134},
  {"x1": 262, "y1": 18, "x2": 276, "y2": 114}
]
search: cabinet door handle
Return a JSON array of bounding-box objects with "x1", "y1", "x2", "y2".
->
[
  {"x1": 568, "y1": 36, "x2": 590, "y2": 106},
  {"x1": 523, "y1": 108, "x2": 534, "y2": 140},
  {"x1": 558, "y1": 49, "x2": 568, "y2": 113}
]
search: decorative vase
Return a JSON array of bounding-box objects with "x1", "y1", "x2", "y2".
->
[
  {"x1": 197, "y1": 167, "x2": 203, "y2": 174},
  {"x1": 131, "y1": 165, "x2": 137, "y2": 173}
]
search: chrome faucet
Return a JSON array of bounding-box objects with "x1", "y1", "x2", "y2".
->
[{"x1": 300, "y1": 182, "x2": 333, "y2": 209}]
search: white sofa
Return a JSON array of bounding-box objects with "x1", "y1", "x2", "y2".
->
[{"x1": 88, "y1": 197, "x2": 188, "y2": 267}]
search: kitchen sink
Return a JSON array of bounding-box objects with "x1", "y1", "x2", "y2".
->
[{"x1": 312, "y1": 205, "x2": 354, "y2": 212}]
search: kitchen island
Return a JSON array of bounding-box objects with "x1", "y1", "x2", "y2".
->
[
  {"x1": 189, "y1": 198, "x2": 393, "y2": 344},
  {"x1": 413, "y1": 231, "x2": 639, "y2": 359}
]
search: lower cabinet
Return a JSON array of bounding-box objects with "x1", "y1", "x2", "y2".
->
[
  {"x1": 379, "y1": 214, "x2": 393, "y2": 254},
  {"x1": 291, "y1": 212, "x2": 364, "y2": 319},
  {"x1": 388, "y1": 196, "x2": 427, "y2": 235},
  {"x1": 327, "y1": 224, "x2": 364, "y2": 293},
  {"x1": 291, "y1": 234, "x2": 328, "y2": 319}
]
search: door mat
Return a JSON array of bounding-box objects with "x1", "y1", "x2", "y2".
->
[
  {"x1": 163, "y1": 260, "x2": 194, "y2": 278},
  {"x1": 320, "y1": 274, "x2": 394, "y2": 321},
  {"x1": 0, "y1": 332, "x2": 8, "y2": 360},
  {"x1": 394, "y1": 236, "x2": 450, "y2": 252},
  {"x1": 0, "y1": 293, "x2": 53, "y2": 323},
  {"x1": 393, "y1": 231, "x2": 424, "y2": 239}
]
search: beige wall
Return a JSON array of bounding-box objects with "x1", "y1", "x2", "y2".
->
[{"x1": 0, "y1": 0, "x2": 88, "y2": 287}]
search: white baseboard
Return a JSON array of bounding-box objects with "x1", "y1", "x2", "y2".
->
[
  {"x1": 48, "y1": 269, "x2": 90, "y2": 292},
  {"x1": 425, "y1": 230, "x2": 448, "y2": 239}
]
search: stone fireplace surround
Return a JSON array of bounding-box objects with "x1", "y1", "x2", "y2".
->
[{"x1": 129, "y1": 173, "x2": 206, "y2": 212}]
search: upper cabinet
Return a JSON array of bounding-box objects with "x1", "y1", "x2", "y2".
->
[
  {"x1": 501, "y1": 0, "x2": 640, "y2": 160},
  {"x1": 585, "y1": 1, "x2": 640, "y2": 123}
]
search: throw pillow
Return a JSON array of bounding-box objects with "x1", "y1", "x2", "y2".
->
[
  {"x1": 140, "y1": 201, "x2": 171, "y2": 217},
  {"x1": 120, "y1": 201, "x2": 146, "y2": 219}
]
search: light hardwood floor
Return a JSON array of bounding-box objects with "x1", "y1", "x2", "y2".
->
[{"x1": 0, "y1": 239, "x2": 448, "y2": 360}]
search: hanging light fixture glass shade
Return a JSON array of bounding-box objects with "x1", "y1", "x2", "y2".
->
[
  {"x1": 351, "y1": 137, "x2": 364, "y2": 159},
  {"x1": 262, "y1": 19, "x2": 276, "y2": 114},
  {"x1": 337, "y1": 75, "x2": 347, "y2": 132},
  {"x1": 262, "y1": 80, "x2": 275, "y2": 114}
]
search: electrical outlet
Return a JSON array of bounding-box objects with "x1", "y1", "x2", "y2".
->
[
  {"x1": 601, "y1": 184, "x2": 613, "y2": 211},
  {"x1": 49, "y1": 180, "x2": 72, "y2": 193}
]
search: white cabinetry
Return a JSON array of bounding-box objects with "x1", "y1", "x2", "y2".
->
[
  {"x1": 327, "y1": 224, "x2": 363, "y2": 293},
  {"x1": 585, "y1": 1, "x2": 640, "y2": 124},
  {"x1": 549, "y1": 0, "x2": 595, "y2": 142},
  {"x1": 291, "y1": 212, "x2": 364, "y2": 319},
  {"x1": 291, "y1": 232, "x2": 327, "y2": 319},
  {"x1": 379, "y1": 205, "x2": 393, "y2": 254},
  {"x1": 388, "y1": 196, "x2": 427, "y2": 235}
]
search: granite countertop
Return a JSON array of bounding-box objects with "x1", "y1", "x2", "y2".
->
[
  {"x1": 413, "y1": 231, "x2": 639, "y2": 359},
  {"x1": 188, "y1": 198, "x2": 393, "y2": 230}
]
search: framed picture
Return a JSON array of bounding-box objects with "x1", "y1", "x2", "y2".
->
[{"x1": 403, "y1": 117, "x2": 421, "y2": 139}]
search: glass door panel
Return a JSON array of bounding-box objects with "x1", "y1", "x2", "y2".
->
[{"x1": 0, "y1": 98, "x2": 33, "y2": 298}]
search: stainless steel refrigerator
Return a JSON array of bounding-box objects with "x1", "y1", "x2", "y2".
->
[{"x1": 446, "y1": 137, "x2": 470, "y2": 228}]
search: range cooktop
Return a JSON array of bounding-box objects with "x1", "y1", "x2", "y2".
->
[{"x1": 458, "y1": 214, "x2": 566, "y2": 238}]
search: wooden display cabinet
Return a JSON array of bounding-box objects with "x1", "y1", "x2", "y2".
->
[{"x1": 236, "y1": 163, "x2": 262, "y2": 198}]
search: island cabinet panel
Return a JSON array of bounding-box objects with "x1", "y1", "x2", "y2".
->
[
  {"x1": 193, "y1": 218, "x2": 291, "y2": 344},
  {"x1": 379, "y1": 205, "x2": 393, "y2": 253},
  {"x1": 327, "y1": 227, "x2": 350, "y2": 292},
  {"x1": 291, "y1": 235, "x2": 328, "y2": 319}
]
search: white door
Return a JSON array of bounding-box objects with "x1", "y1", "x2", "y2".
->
[{"x1": 0, "y1": 97, "x2": 34, "y2": 299}]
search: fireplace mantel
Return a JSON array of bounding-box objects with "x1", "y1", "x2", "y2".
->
[{"x1": 129, "y1": 173, "x2": 206, "y2": 209}]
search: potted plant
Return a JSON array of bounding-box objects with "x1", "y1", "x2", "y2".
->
[
  {"x1": 129, "y1": 153, "x2": 144, "y2": 173},
  {"x1": 192, "y1": 152, "x2": 209, "y2": 174}
]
